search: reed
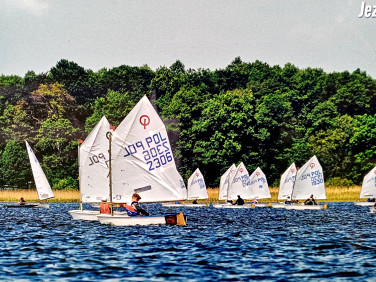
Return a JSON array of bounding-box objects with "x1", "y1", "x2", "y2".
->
[{"x1": 0, "y1": 186, "x2": 363, "y2": 203}]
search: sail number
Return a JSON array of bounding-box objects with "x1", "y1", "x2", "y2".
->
[
  {"x1": 123, "y1": 132, "x2": 174, "y2": 171},
  {"x1": 300, "y1": 170, "x2": 323, "y2": 186},
  {"x1": 88, "y1": 153, "x2": 108, "y2": 167}
]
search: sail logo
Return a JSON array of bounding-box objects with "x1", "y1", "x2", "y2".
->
[
  {"x1": 284, "y1": 175, "x2": 295, "y2": 183},
  {"x1": 139, "y1": 115, "x2": 150, "y2": 129},
  {"x1": 358, "y1": 1, "x2": 376, "y2": 18},
  {"x1": 310, "y1": 163, "x2": 315, "y2": 169}
]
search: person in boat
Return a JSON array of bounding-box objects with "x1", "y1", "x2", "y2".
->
[
  {"x1": 368, "y1": 198, "x2": 376, "y2": 202},
  {"x1": 284, "y1": 196, "x2": 291, "y2": 205},
  {"x1": 99, "y1": 197, "x2": 112, "y2": 214},
  {"x1": 251, "y1": 199, "x2": 258, "y2": 205},
  {"x1": 125, "y1": 193, "x2": 149, "y2": 216},
  {"x1": 304, "y1": 194, "x2": 317, "y2": 205},
  {"x1": 233, "y1": 195, "x2": 245, "y2": 205},
  {"x1": 192, "y1": 199, "x2": 198, "y2": 204},
  {"x1": 19, "y1": 197, "x2": 27, "y2": 205}
]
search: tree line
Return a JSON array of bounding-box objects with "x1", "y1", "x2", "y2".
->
[{"x1": 0, "y1": 57, "x2": 375, "y2": 189}]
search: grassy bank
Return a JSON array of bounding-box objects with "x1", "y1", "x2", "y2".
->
[{"x1": 0, "y1": 186, "x2": 363, "y2": 203}]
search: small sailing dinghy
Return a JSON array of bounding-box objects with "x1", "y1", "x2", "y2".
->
[
  {"x1": 213, "y1": 162, "x2": 254, "y2": 209},
  {"x1": 69, "y1": 116, "x2": 113, "y2": 221},
  {"x1": 284, "y1": 155, "x2": 327, "y2": 210},
  {"x1": 248, "y1": 167, "x2": 271, "y2": 207},
  {"x1": 5, "y1": 141, "x2": 54, "y2": 209},
  {"x1": 163, "y1": 168, "x2": 208, "y2": 207},
  {"x1": 97, "y1": 95, "x2": 187, "y2": 226},
  {"x1": 355, "y1": 166, "x2": 376, "y2": 207},
  {"x1": 272, "y1": 163, "x2": 297, "y2": 208}
]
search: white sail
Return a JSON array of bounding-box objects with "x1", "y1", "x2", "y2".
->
[
  {"x1": 25, "y1": 141, "x2": 54, "y2": 201},
  {"x1": 218, "y1": 164, "x2": 236, "y2": 200},
  {"x1": 80, "y1": 116, "x2": 112, "y2": 203},
  {"x1": 360, "y1": 166, "x2": 376, "y2": 198},
  {"x1": 227, "y1": 162, "x2": 253, "y2": 200},
  {"x1": 278, "y1": 163, "x2": 297, "y2": 200},
  {"x1": 187, "y1": 168, "x2": 208, "y2": 200},
  {"x1": 249, "y1": 167, "x2": 271, "y2": 199},
  {"x1": 291, "y1": 155, "x2": 326, "y2": 200},
  {"x1": 111, "y1": 95, "x2": 187, "y2": 203}
]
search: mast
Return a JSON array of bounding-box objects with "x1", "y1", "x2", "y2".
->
[
  {"x1": 107, "y1": 131, "x2": 113, "y2": 215},
  {"x1": 78, "y1": 139, "x2": 83, "y2": 210}
]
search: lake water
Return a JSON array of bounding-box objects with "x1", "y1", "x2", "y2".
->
[{"x1": 0, "y1": 202, "x2": 375, "y2": 281}]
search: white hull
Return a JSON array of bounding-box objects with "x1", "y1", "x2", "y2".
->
[
  {"x1": 354, "y1": 202, "x2": 375, "y2": 206},
  {"x1": 271, "y1": 203, "x2": 288, "y2": 209},
  {"x1": 162, "y1": 203, "x2": 207, "y2": 207},
  {"x1": 253, "y1": 203, "x2": 271, "y2": 208},
  {"x1": 212, "y1": 203, "x2": 253, "y2": 209},
  {"x1": 284, "y1": 204, "x2": 327, "y2": 210},
  {"x1": 69, "y1": 210, "x2": 99, "y2": 221},
  {"x1": 4, "y1": 202, "x2": 50, "y2": 209},
  {"x1": 97, "y1": 214, "x2": 168, "y2": 226}
]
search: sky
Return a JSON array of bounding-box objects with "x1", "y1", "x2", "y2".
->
[{"x1": 1, "y1": 0, "x2": 376, "y2": 78}]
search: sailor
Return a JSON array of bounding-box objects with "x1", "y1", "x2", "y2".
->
[
  {"x1": 192, "y1": 199, "x2": 198, "y2": 204},
  {"x1": 19, "y1": 197, "x2": 27, "y2": 205},
  {"x1": 233, "y1": 195, "x2": 245, "y2": 205},
  {"x1": 285, "y1": 196, "x2": 291, "y2": 205},
  {"x1": 99, "y1": 197, "x2": 111, "y2": 214},
  {"x1": 125, "y1": 193, "x2": 149, "y2": 216},
  {"x1": 304, "y1": 194, "x2": 317, "y2": 205}
]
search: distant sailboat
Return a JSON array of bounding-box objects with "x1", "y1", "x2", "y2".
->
[
  {"x1": 272, "y1": 163, "x2": 296, "y2": 208},
  {"x1": 6, "y1": 141, "x2": 54, "y2": 208},
  {"x1": 213, "y1": 162, "x2": 254, "y2": 209},
  {"x1": 163, "y1": 168, "x2": 208, "y2": 207},
  {"x1": 285, "y1": 155, "x2": 327, "y2": 210},
  {"x1": 97, "y1": 95, "x2": 187, "y2": 226},
  {"x1": 249, "y1": 167, "x2": 271, "y2": 207},
  {"x1": 69, "y1": 116, "x2": 114, "y2": 220},
  {"x1": 355, "y1": 166, "x2": 376, "y2": 207},
  {"x1": 218, "y1": 164, "x2": 236, "y2": 201}
]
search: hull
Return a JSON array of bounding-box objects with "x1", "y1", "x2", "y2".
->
[
  {"x1": 212, "y1": 203, "x2": 253, "y2": 209},
  {"x1": 97, "y1": 214, "x2": 185, "y2": 226},
  {"x1": 271, "y1": 203, "x2": 288, "y2": 209},
  {"x1": 4, "y1": 203, "x2": 49, "y2": 209},
  {"x1": 284, "y1": 204, "x2": 327, "y2": 210},
  {"x1": 354, "y1": 202, "x2": 375, "y2": 206},
  {"x1": 162, "y1": 203, "x2": 207, "y2": 207},
  {"x1": 69, "y1": 210, "x2": 130, "y2": 221}
]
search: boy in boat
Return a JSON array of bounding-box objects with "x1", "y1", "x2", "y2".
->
[
  {"x1": 233, "y1": 195, "x2": 245, "y2": 205},
  {"x1": 125, "y1": 193, "x2": 149, "y2": 216},
  {"x1": 99, "y1": 197, "x2": 112, "y2": 214},
  {"x1": 304, "y1": 194, "x2": 317, "y2": 205},
  {"x1": 19, "y1": 197, "x2": 27, "y2": 205},
  {"x1": 284, "y1": 196, "x2": 291, "y2": 205}
]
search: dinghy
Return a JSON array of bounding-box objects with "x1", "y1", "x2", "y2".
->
[
  {"x1": 5, "y1": 141, "x2": 54, "y2": 209},
  {"x1": 284, "y1": 156, "x2": 327, "y2": 210},
  {"x1": 354, "y1": 166, "x2": 376, "y2": 207},
  {"x1": 248, "y1": 167, "x2": 271, "y2": 207},
  {"x1": 163, "y1": 168, "x2": 208, "y2": 207},
  {"x1": 97, "y1": 95, "x2": 187, "y2": 226},
  {"x1": 213, "y1": 162, "x2": 254, "y2": 208},
  {"x1": 69, "y1": 116, "x2": 113, "y2": 221},
  {"x1": 272, "y1": 163, "x2": 296, "y2": 209}
]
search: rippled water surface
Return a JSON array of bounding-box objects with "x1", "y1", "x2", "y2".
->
[{"x1": 1, "y1": 202, "x2": 376, "y2": 281}]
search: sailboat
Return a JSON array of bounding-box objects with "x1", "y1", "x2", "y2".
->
[
  {"x1": 355, "y1": 166, "x2": 376, "y2": 207},
  {"x1": 97, "y1": 95, "x2": 187, "y2": 226},
  {"x1": 284, "y1": 155, "x2": 327, "y2": 210},
  {"x1": 218, "y1": 164, "x2": 236, "y2": 201},
  {"x1": 213, "y1": 162, "x2": 254, "y2": 208},
  {"x1": 248, "y1": 167, "x2": 271, "y2": 207},
  {"x1": 272, "y1": 163, "x2": 296, "y2": 208},
  {"x1": 163, "y1": 168, "x2": 209, "y2": 207},
  {"x1": 69, "y1": 116, "x2": 114, "y2": 220},
  {"x1": 5, "y1": 141, "x2": 54, "y2": 208}
]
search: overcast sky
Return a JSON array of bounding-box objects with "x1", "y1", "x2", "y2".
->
[{"x1": 1, "y1": 0, "x2": 375, "y2": 78}]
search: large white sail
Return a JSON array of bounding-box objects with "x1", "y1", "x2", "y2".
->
[
  {"x1": 249, "y1": 167, "x2": 271, "y2": 199},
  {"x1": 111, "y1": 95, "x2": 187, "y2": 203},
  {"x1": 360, "y1": 166, "x2": 376, "y2": 198},
  {"x1": 187, "y1": 168, "x2": 208, "y2": 200},
  {"x1": 227, "y1": 162, "x2": 253, "y2": 200},
  {"x1": 278, "y1": 163, "x2": 297, "y2": 200},
  {"x1": 25, "y1": 141, "x2": 54, "y2": 201},
  {"x1": 291, "y1": 155, "x2": 326, "y2": 200},
  {"x1": 80, "y1": 116, "x2": 112, "y2": 203},
  {"x1": 218, "y1": 164, "x2": 236, "y2": 200}
]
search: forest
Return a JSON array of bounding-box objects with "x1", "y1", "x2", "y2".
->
[{"x1": 0, "y1": 57, "x2": 375, "y2": 189}]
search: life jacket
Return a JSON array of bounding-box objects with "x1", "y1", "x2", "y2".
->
[
  {"x1": 100, "y1": 202, "x2": 111, "y2": 214},
  {"x1": 125, "y1": 203, "x2": 138, "y2": 216}
]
